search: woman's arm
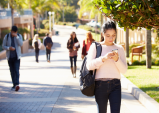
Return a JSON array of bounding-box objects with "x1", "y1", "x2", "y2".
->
[
  {"x1": 86, "y1": 43, "x2": 104, "y2": 70},
  {"x1": 114, "y1": 46, "x2": 128, "y2": 74}
]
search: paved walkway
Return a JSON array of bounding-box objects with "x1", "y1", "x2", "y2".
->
[{"x1": 0, "y1": 25, "x2": 150, "y2": 113}]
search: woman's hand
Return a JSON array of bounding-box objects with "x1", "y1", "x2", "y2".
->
[
  {"x1": 111, "y1": 52, "x2": 119, "y2": 62},
  {"x1": 81, "y1": 55, "x2": 85, "y2": 59},
  {"x1": 102, "y1": 52, "x2": 119, "y2": 62},
  {"x1": 73, "y1": 46, "x2": 76, "y2": 50}
]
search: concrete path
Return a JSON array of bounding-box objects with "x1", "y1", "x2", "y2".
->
[{"x1": 0, "y1": 25, "x2": 150, "y2": 113}]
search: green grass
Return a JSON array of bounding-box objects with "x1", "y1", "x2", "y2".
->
[
  {"x1": 124, "y1": 66, "x2": 159, "y2": 103},
  {"x1": 126, "y1": 53, "x2": 159, "y2": 64}
]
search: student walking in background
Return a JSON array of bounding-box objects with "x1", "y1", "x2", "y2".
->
[
  {"x1": 67, "y1": 32, "x2": 80, "y2": 78},
  {"x1": 86, "y1": 21, "x2": 127, "y2": 113},
  {"x1": 44, "y1": 33, "x2": 53, "y2": 63},
  {"x1": 2, "y1": 26, "x2": 23, "y2": 91},
  {"x1": 32, "y1": 34, "x2": 41, "y2": 63},
  {"x1": 81, "y1": 31, "x2": 95, "y2": 59}
]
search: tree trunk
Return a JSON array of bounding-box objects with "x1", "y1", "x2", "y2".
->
[
  {"x1": 100, "y1": 13, "x2": 103, "y2": 31},
  {"x1": 146, "y1": 30, "x2": 151, "y2": 69},
  {"x1": 36, "y1": 14, "x2": 38, "y2": 34},
  {"x1": 114, "y1": 21, "x2": 117, "y2": 43},
  {"x1": 126, "y1": 28, "x2": 129, "y2": 57},
  {"x1": 11, "y1": 7, "x2": 14, "y2": 26}
]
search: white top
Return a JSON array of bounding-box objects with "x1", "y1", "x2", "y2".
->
[
  {"x1": 32, "y1": 39, "x2": 41, "y2": 49},
  {"x1": 86, "y1": 43, "x2": 127, "y2": 79}
]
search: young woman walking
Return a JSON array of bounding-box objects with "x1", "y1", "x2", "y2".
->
[
  {"x1": 32, "y1": 34, "x2": 41, "y2": 63},
  {"x1": 81, "y1": 31, "x2": 95, "y2": 59},
  {"x1": 86, "y1": 21, "x2": 127, "y2": 113},
  {"x1": 67, "y1": 32, "x2": 80, "y2": 78}
]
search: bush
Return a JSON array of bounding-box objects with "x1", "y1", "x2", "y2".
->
[
  {"x1": 39, "y1": 38, "x2": 43, "y2": 43},
  {"x1": 140, "y1": 60, "x2": 146, "y2": 65},
  {"x1": 154, "y1": 60, "x2": 159, "y2": 66},
  {"x1": 132, "y1": 60, "x2": 141, "y2": 65},
  {"x1": 153, "y1": 45, "x2": 159, "y2": 57},
  {"x1": 34, "y1": 29, "x2": 49, "y2": 37},
  {"x1": 18, "y1": 28, "x2": 30, "y2": 40},
  {"x1": 29, "y1": 38, "x2": 32, "y2": 46}
]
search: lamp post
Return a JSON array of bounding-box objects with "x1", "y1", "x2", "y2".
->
[
  {"x1": 48, "y1": 11, "x2": 52, "y2": 32},
  {"x1": 52, "y1": 12, "x2": 54, "y2": 31}
]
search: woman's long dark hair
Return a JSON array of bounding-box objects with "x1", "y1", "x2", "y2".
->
[
  {"x1": 69, "y1": 32, "x2": 78, "y2": 43},
  {"x1": 101, "y1": 21, "x2": 117, "y2": 42}
]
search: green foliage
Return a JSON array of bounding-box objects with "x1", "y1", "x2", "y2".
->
[
  {"x1": 78, "y1": 0, "x2": 100, "y2": 19},
  {"x1": 93, "y1": 0, "x2": 159, "y2": 30},
  {"x1": 153, "y1": 45, "x2": 159, "y2": 57},
  {"x1": 34, "y1": 29, "x2": 49, "y2": 37},
  {"x1": 0, "y1": 29, "x2": 10, "y2": 40},
  {"x1": 29, "y1": 38, "x2": 32, "y2": 46},
  {"x1": 58, "y1": 6, "x2": 78, "y2": 22},
  {"x1": 18, "y1": 28, "x2": 30, "y2": 40},
  {"x1": 39, "y1": 38, "x2": 43, "y2": 43},
  {"x1": 132, "y1": 60, "x2": 141, "y2": 65},
  {"x1": 154, "y1": 60, "x2": 159, "y2": 66},
  {"x1": 155, "y1": 29, "x2": 159, "y2": 44}
]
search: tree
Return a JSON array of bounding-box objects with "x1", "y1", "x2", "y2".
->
[
  {"x1": 78, "y1": 0, "x2": 100, "y2": 19},
  {"x1": 23, "y1": 0, "x2": 60, "y2": 33},
  {"x1": 0, "y1": 0, "x2": 24, "y2": 26},
  {"x1": 94, "y1": 0, "x2": 159, "y2": 68}
]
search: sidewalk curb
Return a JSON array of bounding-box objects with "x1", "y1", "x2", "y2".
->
[{"x1": 121, "y1": 75, "x2": 159, "y2": 113}]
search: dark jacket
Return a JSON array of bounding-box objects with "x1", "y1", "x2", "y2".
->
[
  {"x1": 67, "y1": 37, "x2": 80, "y2": 52},
  {"x1": 44, "y1": 37, "x2": 53, "y2": 47}
]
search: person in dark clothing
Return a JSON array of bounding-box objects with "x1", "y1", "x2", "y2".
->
[
  {"x1": 67, "y1": 32, "x2": 80, "y2": 78},
  {"x1": 44, "y1": 33, "x2": 53, "y2": 62},
  {"x1": 2, "y1": 26, "x2": 23, "y2": 91}
]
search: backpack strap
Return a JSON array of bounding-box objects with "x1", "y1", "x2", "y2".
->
[{"x1": 92, "y1": 42, "x2": 102, "y2": 77}]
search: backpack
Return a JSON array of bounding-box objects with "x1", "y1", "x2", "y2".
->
[
  {"x1": 79, "y1": 42, "x2": 102, "y2": 96},
  {"x1": 34, "y1": 41, "x2": 39, "y2": 50},
  {"x1": 45, "y1": 37, "x2": 53, "y2": 50}
]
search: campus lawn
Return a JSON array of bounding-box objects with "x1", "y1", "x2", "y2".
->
[{"x1": 124, "y1": 66, "x2": 159, "y2": 103}]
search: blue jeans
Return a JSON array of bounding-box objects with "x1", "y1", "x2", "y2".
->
[
  {"x1": 69, "y1": 56, "x2": 77, "y2": 67},
  {"x1": 95, "y1": 79, "x2": 121, "y2": 113},
  {"x1": 8, "y1": 57, "x2": 20, "y2": 87}
]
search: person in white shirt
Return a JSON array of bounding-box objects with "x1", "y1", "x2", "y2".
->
[{"x1": 32, "y1": 34, "x2": 41, "y2": 63}]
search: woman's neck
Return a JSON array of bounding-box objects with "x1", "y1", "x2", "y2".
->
[{"x1": 102, "y1": 41, "x2": 114, "y2": 46}]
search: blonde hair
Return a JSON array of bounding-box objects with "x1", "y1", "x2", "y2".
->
[
  {"x1": 33, "y1": 34, "x2": 39, "y2": 41},
  {"x1": 85, "y1": 31, "x2": 94, "y2": 44}
]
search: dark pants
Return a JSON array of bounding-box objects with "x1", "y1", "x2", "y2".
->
[
  {"x1": 95, "y1": 79, "x2": 121, "y2": 113},
  {"x1": 46, "y1": 49, "x2": 51, "y2": 61},
  {"x1": 69, "y1": 56, "x2": 77, "y2": 67},
  {"x1": 8, "y1": 57, "x2": 20, "y2": 87},
  {"x1": 35, "y1": 49, "x2": 39, "y2": 62}
]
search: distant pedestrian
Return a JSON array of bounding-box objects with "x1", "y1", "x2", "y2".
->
[
  {"x1": 86, "y1": 21, "x2": 127, "y2": 113},
  {"x1": 44, "y1": 33, "x2": 53, "y2": 63},
  {"x1": 32, "y1": 34, "x2": 41, "y2": 63},
  {"x1": 81, "y1": 31, "x2": 95, "y2": 59},
  {"x1": 2, "y1": 26, "x2": 23, "y2": 91},
  {"x1": 67, "y1": 32, "x2": 80, "y2": 78}
]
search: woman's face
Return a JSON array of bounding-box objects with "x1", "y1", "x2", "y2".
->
[
  {"x1": 72, "y1": 33, "x2": 76, "y2": 38},
  {"x1": 103, "y1": 29, "x2": 116, "y2": 45}
]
